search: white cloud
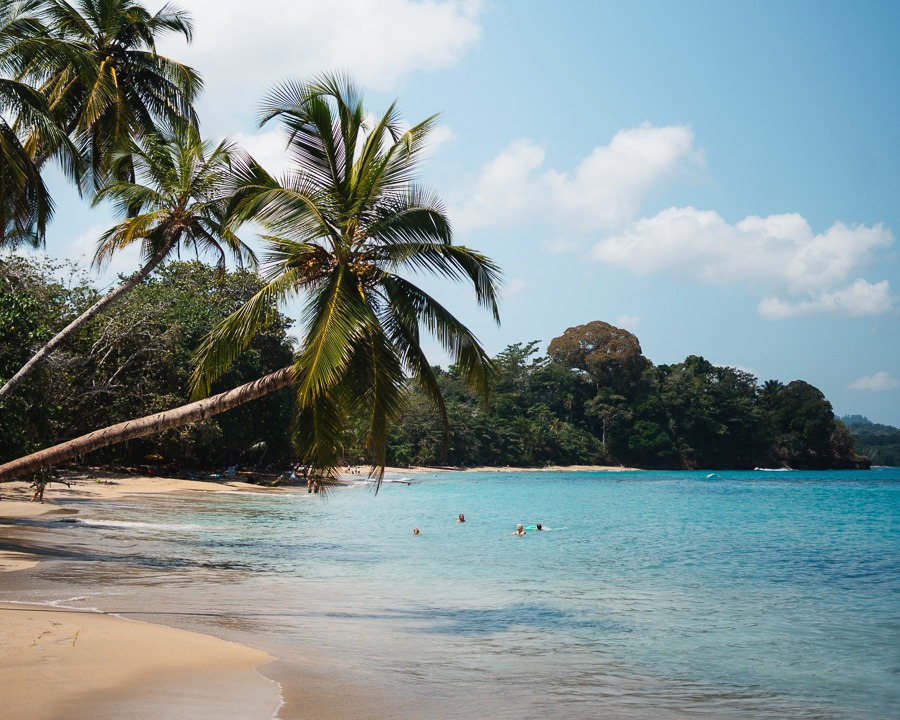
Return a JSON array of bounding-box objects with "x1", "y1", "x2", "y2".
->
[
  {"x1": 156, "y1": 0, "x2": 483, "y2": 131},
  {"x1": 453, "y1": 124, "x2": 701, "y2": 235},
  {"x1": 590, "y1": 207, "x2": 897, "y2": 318},
  {"x1": 849, "y1": 372, "x2": 900, "y2": 392},
  {"x1": 68, "y1": 225, "x2": 142, "y2": 285},
  {"x1": 758, "y1": 279, "x2": 896, "y2": 319}
]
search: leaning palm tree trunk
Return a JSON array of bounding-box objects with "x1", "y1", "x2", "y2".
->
[
  {"x1": 0, "y1": 239, "x2": 175, "y2": 403},
  {"x1": 0, "y1": 366, "x2": 293, "y2": 483}
]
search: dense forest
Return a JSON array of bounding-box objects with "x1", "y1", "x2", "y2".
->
[
  {"x1": 2, "y1": 257, "x2": 874, "y2": 472},
  {"x1": 380, "y1": 325, "x2": 871, "y2": 471},
  {"x1": 841, "y1": 416, "x2": 900, "y2": 467},
  {"x1": 1, "y1": 257, "x2": 296, "y2": 468}
]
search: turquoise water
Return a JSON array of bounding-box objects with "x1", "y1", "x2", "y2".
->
[{"x1": 5, "y1": 468, "x2": 899, "y2": 718}]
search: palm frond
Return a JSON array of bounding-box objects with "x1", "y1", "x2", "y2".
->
[{"x1": 190, "y1": 267, "x2": 305, "y2": 398}]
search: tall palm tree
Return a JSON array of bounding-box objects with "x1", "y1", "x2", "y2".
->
[
  {"x1": 3, "y1": 0, "x2": 200, "y2": 189},
  {"x1": 0, "y1": 125, "x2": 255, "y2": 402},
  {"x1": 193, "y1": 72, "x2": 501, "y2": 477},
  {"x1": 0, "y1": 73, "x2": 501, "y2": 484}
]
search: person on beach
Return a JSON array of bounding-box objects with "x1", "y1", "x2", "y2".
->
[
  {"x1": 457, "y1": 513, "x2": 466, "y2": 523},
  {"x1": 513, "y1": 524, "x2": 526, "y2": 536},
  {"x1": 30, "y1": 478, "x2": 47, "y2": 503},
  {"x1": 313, "y1": 480, "x2": 320, "y2": 494}
]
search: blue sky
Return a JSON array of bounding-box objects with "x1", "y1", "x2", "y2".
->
[{"x1": 37, "y1": 1, "x2": 900, "y2": 426}]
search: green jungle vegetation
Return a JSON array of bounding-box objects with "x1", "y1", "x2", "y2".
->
[
  {"x1": 1, "y1": 257, "x2": 873, "y2": 471},
  {"x1": 1, "y1": 257, "x2": 295, "y2": 467},
  {"x1": 841, "y1": 416, "x2": 900, "y2": 467},
  {"x1": 380, "y1": 326, "x2": 871, "y2": 471}
]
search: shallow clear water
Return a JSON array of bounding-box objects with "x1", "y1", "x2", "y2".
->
[{"x1": 5, "y1": 468, "x2": 899, "y2": 719}]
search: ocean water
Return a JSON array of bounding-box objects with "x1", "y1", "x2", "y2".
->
[{"x1": 4, "y1": 468, "x2": 899, "y2": 719}]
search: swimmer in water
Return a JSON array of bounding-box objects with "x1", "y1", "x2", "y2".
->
[
  {"x1": 413, "y1": 528, "x2": 420, "y2": 536},
  {"x1": 458, "y1": 513, "x2": 466, "y2": 523},
  {"x1": 513, "y1": 524, "x2": 526, "y2": 536},
  {"x1": 536, "y1": 523, "x2": 543, "y2": 531}
]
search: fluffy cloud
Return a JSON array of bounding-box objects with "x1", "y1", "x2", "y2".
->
[
  {"x1": 849, "y1": 372, "x2": 900, "y2": 392},
  {"x1": 156, "y1": 0, "x2": 483, "y2": 130},
  {"x1": 453, "y1": 124, "x2": 701, "y2": 235},
  {"x1": 590, "y1": 207, "x2": 897, "y2": 318},
  {"x1": 758, "y1": 279, "x2": 896, "y2": 319}
]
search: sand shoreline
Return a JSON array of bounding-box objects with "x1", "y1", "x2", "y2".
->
[
  {"x1": 0, "y1": 475, "x2": 287, "y2": 719},
  {"x1": 1, "y1": 464, "x2": 638, "y2": 718}
]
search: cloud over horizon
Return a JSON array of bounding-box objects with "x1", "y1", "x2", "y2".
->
[
  {"x1": 849, "y1": 372, "x2": 899, "y2": 392},
  {"x1": 590, "y1": 208, "x2": 897, "y2": 319}
]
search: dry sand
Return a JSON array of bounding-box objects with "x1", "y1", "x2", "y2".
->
[
  {"x1": 1, "y1": 475, "x2": 283, "y2": 719},
  {"x1": 0, "y1": 603, "x2": 279, "y2": 720}
]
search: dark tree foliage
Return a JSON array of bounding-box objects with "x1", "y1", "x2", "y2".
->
[
  {"x1": 385, "y1": 322, "x2": 869, "y2": 471},
  {"x1": 548, "y1": 320, "x2": 649, "y2": 393},
  {"x1": 0, "y1": 257, "x2": 295, "y2": 467},
  {"x1": 843, "y1": 416, "x2": 900, "y2": 467},
  {"x1": 2, "y1": 287, "x2": 870, "y2": 472},
  {"x1": 0, "y1": 255, "x2": 93, "y2": 459}
]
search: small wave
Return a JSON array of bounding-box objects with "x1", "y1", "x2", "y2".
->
[
  {"x1": 76, "y1": 518, "x2": 207, "y2": 532},
  {"x1": 754, "y1": 467, "x2": 795, "y2": 472}
]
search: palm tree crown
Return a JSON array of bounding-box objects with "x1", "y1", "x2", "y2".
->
[
  {"x1": 93, "y1": 126, "x2": 255, "y2": 274},
  {"x1": 0, "y1": 125, "x2": 254, "y2": 403},
  {"x1": 0, "y1": 1, "x2": 78, "y2": 247},
  {"x1": 193, "y1": 72, "x2": 501, "y2": 476},
  {"x1": 3, "y1": 0, "x2": 201, "y2": 189}
]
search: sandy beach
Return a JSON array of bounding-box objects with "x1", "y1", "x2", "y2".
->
[
  {"x1": 0, "y1": 463, "x2": 636, "y2": 719},
  {"x1": 0, "y1": 475, "x2": 284, "y2": 719}
]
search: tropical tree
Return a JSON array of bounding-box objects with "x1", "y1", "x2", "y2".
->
[
  {"x1": 0, "y1": 1, "x2": 79, "y2": 247},
  {"x1": 0, "y1": 76, "x2": 52, "y2": 246},
  {"x1": 547, "y1": 320, "x2": 649, "y2": 393},
  {"x1": 193, "y1": 72, "x2": 501, "y2": 477},
  {"x1": 2, "y1": 0, "x2": 200, "y2": 189},
  {"x1": 0, "y1": 126, "x2": 255, "y2": 402},
  {"x1": 0, "y1": 73, "x2": 501, "y2": 484}
]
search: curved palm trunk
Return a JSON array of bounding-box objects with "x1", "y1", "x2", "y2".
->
[
  {"x1": 0, "y1": 366, "x2": 293, "y2": 483},
  {"x1": 0, "y1": 239, "x2": 175, "y2": 402}
]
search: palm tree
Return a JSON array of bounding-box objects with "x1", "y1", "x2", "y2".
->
[
  {"x1": 193, "y1": 72, "x2": 501, "y2": 477},
  {"x1": 0, "y1": 76, "x2": 53, "y2": 247},
  {"x1": 0, "y1": 73, "x2": 501, "y2": 484},
  {"x1": 0, "y1": 1, "x2": 79, "y2": 247},
  {"x1": 2, "y1": 0, "x2": 200, "y2": 189},
  {"x1": 0, "y1": 125, "x2": 255, "y2": 402}
]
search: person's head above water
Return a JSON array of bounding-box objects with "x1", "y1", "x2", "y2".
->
[
  {"x1": 413, "y1": 528, "x2": 420, "y2": 535},
  {"x1": 536, "y1": 523, "x2": 543, "y2": 531},
  {"x1": 458, "y1": 513, "x2": 465, "y2": 522}
]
